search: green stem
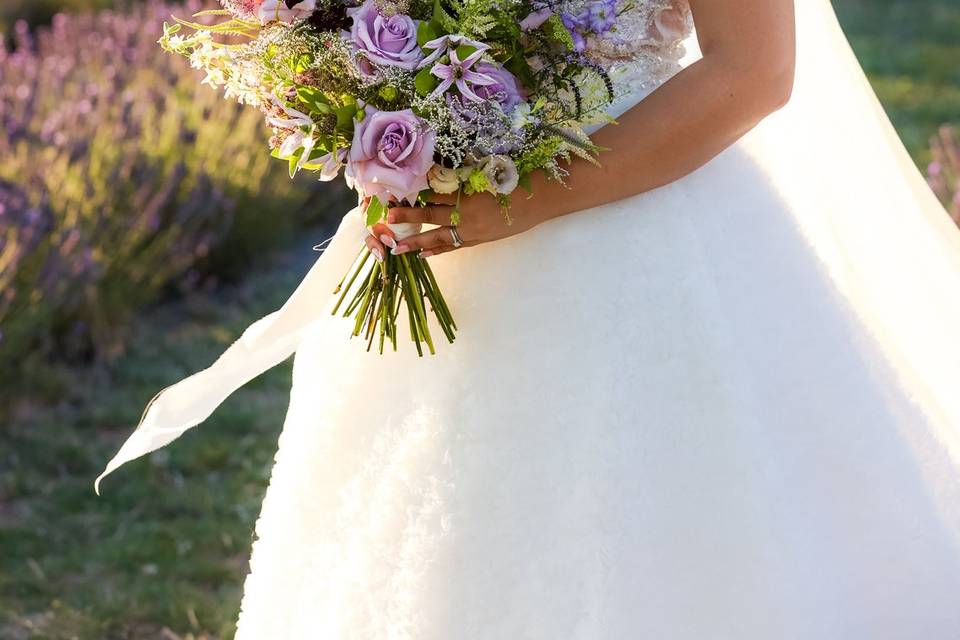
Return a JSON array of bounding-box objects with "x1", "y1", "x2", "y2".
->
[
  {"x1": 352, "y1": 260, "x2": 381, "y2": 337},
  {"x1": 421, "y1": 259, "x2": 457, "y2": 332},
  {"x1": 402, "y1": 254, "x2": 435, "y2": 355},
  {"x1": 332, "y1": 248, "x2": 371, "y2": 316}
]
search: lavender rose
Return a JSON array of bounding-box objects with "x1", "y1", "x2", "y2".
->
[
  {"x1": 346, "y1": 0, "x2": 423, "y2": 76},
  {"x1": 472, "y1": 63, "x2": 527, "y2": 112},
  {"x1": 346, "y1": 107, "x2": 436, "y2": 204}
]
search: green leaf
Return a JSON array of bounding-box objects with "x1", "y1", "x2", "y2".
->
[
  {"x1": 288, "y1": 151, "x2": 301, "y2": 179},
  {"x1": 517, "y1": 172, "x2": 532, "y2": 194},
  {"x1": 366, "y1": 196, "x2": 386, "y2": 227},
  {"x1": 333, "y1": 103, "x2": 358, "y2": 130},
  {"x1": 543, "y1": 14, "x2": 575, "y2": 51},
  {"x1": 454, "y1": 44, "x2": 478, "y2": 60},
  {"x1": 432, "y1": 0, "x2": 459, "y2": 33},
  {"x1": 415, "y1": 67, "x2": 439, "y2": 96},
  {"x1": 296, "y1": 87, "x2": 330, "y2": 114},
  {"x1": 417, "y1": 20, "x2": 439, "y2": 47},
  {"x1": 505, "y1": 54, "x2": 535, "y2": 88}
]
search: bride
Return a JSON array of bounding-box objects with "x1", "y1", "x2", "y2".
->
[{"x1": 95, "y1": 0, "x2": 960, "y2": 636}]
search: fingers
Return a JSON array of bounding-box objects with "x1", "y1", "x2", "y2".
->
[
  {"x1": 387, "y1": 204, "x2": 452, "y2": 225},
  {"x1": 364, "y1": 232, "x2": 385, "y2": 262},
  {"x1": 392, "y1": 226, "x2": 458, "y2": 255},
  {"x1": 423, "y1": 192, "x2": 457, "y2": 206},
  {"x1": 369, "y1": 221, "x2": 398, "y2": 251},
  {"x1": 419, "y1": 244, "x2": 459, "y2": 259}
]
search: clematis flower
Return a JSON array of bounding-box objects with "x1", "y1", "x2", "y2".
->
[
  {"x1": 430, "y1": 48, "x2": 497, "y2": 103},
  {"x1": 417, "y1": 34, "x2": 489, "y2": 70}
]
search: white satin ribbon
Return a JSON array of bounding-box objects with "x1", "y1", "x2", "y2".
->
[{"x1": 94, "y1": 205, "x2": 366, "y2": 495}]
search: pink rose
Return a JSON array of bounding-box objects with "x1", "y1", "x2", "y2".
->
[{"x1": 346, "y1": 107, "x2": 436, "y2": 204}]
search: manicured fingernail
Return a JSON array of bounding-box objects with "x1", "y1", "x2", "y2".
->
[
  {"x1": 419, "y1": 250, "x2": 433, "y2": 259},
  {"x1": 391, "y1": 243, "x2": 409, "y2": 255},
  {"x1": 371, "y1": 247, "x2": 383, "y2": 262},
  {"x1": 378, "y1": 234, "x2": 396, "y2": 249}
]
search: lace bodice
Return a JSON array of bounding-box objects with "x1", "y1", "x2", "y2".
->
[{"x1": 587, "y1": 0, "x2": 695, "y2": 104}]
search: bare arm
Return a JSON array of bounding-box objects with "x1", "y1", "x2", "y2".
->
[
  {"x1": 378, "y1": 0, "x2": 797, "y2": 258},
  {"x1": 533, "y1": 0, "x2": 796, "y2": 221}
]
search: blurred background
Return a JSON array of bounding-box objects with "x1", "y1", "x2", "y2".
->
[{"x1": 0, "y1": 1, "x2": 958, "y2": 638}]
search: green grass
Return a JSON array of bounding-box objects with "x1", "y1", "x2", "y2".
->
[
  {"x1": 834, "y1": 0, "x2": 960, "y2": 164},
  {"x1": 0, "y1": 235, "x2": 330, "y2": 639},
  {"x1": 2, "y1": 2, "x2": 958, "y2": 639}
]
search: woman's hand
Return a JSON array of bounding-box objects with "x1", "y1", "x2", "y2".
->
[
  {"x1": 361, "y1": 0, "x2": 796, "y2": 261},
  {"x1": 362, "y1": 190, "x2": 542, "y2": 260}
]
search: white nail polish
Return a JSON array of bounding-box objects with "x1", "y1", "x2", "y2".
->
[
  {"x1": 372, "y1": 247, "x2": 383, "y2": 262},
  {"x1": 379, "y1": 234, "x2": 396, "y2": 249}
]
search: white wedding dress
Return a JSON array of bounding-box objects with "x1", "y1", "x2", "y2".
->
[{"x1": 95, "y1": 1, "x2": 960, "y2": 637}]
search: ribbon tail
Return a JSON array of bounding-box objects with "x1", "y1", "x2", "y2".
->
[{"x1": 94, "y1": 206, "x2": 365, "y2": 496}]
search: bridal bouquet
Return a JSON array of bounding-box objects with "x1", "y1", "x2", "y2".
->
[{"x1": 161, "y1": 0, "x2": 630, "y2": 354}]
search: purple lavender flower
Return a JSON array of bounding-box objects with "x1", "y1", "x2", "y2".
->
[
  {"x1": 928, "y1": 125, "x2": 960, "y2": 225},
  {"x1": 562, "y1": 0, "x2": 618, "y2": 52},
  {"x1": 445, "y1": 95, "x2": 525, "y2": 155}
]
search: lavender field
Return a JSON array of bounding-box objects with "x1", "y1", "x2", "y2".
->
[
  {"x1": 0, "y1": 1, "x2": 345, "y2": 392},
  {"x1": 0, "y1": 1, "x2": 957, "y2": 638}
]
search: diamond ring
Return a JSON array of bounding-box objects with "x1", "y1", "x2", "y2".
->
[{"x1": 449, "y1": 226, "x2": 463, "y2": 248}]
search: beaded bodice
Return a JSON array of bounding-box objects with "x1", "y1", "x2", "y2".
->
[{"x1": 587, "y1": 0, "x2": 695, "y2": 105}]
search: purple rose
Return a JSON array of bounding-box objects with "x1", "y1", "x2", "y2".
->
[
  {"x1": 346, "y1": 107, "x2": 436, "y2": 204},
  {"x1": 346, "y1": 0, "x2": 422, "y2": 75},
  {"x1": 471, "y1": 63, "x2": 526, "y2": 112}
]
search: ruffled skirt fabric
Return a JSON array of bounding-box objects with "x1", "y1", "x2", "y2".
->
[{"x1": 234, "y1": 132, "x2": 960, "y2": 637}]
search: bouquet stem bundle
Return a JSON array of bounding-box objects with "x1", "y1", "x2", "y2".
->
[{"x1": 332, "y1": 247, "x2": 457, "y2": 356}]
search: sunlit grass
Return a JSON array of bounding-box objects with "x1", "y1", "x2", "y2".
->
[
  {"x1": 834, "y1": 0, "x2": 960, "y2": 164},
  {"x1": 1, "y1": 241, "x2": 329, "y2": 638}
]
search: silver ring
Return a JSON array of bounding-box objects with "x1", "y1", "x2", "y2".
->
[{"x1": 449, "y1": 226, "x2": 463, "y2": 248}]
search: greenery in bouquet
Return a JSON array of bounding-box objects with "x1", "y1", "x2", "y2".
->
[{"x1": 159, "y1": 0, "x2": 631, "y2": 354}]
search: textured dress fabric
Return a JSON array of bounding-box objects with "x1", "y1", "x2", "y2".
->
[{"x1": 228, "y1": 2, "x2": 960, "y2": 637}]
